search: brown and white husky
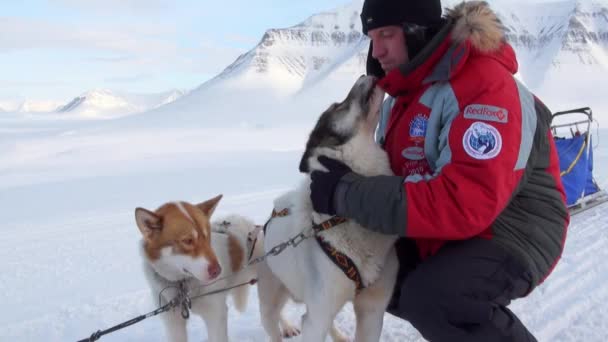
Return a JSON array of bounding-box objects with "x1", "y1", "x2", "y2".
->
[{"x1": 135, "y1": 195, "x2": 264, "y2": 342}]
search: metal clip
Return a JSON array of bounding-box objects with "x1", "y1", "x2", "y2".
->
[
  {"x1": 182, "y1": 301, "x2": 190, "y2": 319},
  {"x1": 289, "y1": 232, "x2": 307, "y2": 247},
  {"x1": 177, "y1": 281, "x2": 191, "y2": 319},
  {"x1": 246, "y1": 229, "x2": 312, "y2": 266},
  {"x1": 269, "y1": 242, "x2": 288, "y2": 256}
]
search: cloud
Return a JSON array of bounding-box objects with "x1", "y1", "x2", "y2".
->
[
  {"x1": 51, "y1": 0, "x2": 172, "y2": 13},
  {"x1": 0, "y1": 17, "x2": 176, "y2": 54},
  {"x1": 89, "y1": 56, "x2": 135, "y2": 63},
  {"x1": 104, "y1": 74, "x2": 154, "y2": 83},
  {"x1": 0, "y1": 79, "x2": 72, "y2": 88},
  {"x1": 0, "y1": 17, "x2": 246, "y2": 74},
  {"x1": 0, "y1": 12, "x2": 253, "y2": 101}
]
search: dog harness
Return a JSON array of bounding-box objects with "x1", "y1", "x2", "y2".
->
[
  {"x1": 247, "y1": 225, "x2": 263, "y2": 262},
  {"x1": 264, "y1": 208, "x2": 364, "y2": 291},
  {"x1": 216, "y1": 220, "x2": 263, "y2": 263}
]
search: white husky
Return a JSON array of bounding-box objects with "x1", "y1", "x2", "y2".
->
[
  {"x1": 135, "y1": 195, "x2": 264, "y2": 342},
  {"x1": 257, "y1": 75, "x2": 399, "y2": 342}
]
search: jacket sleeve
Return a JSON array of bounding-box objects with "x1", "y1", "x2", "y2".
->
[
  {"x1": 334, "y1": 173, "x2": 408, "y2": 236},
  {"x1": 335, "y1": 73, "x2": 535, "y2": 239}
]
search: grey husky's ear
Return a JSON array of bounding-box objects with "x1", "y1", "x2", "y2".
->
[
  {"x1": 299, "y1": 150, "x2": 310, "y2": 173},
  {"x1": 135, "y1": 207, "x2": 162, "y2": 239}
]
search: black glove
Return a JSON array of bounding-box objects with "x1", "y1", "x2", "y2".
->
[{"x1": 310, "y1": 156, "x2": 352, "y2": 215}]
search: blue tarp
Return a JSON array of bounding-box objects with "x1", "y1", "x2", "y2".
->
[{"x1": 555, "y1": 134, "x2": 600, "y2": 206}]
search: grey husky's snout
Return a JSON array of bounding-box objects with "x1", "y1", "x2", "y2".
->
[{"x1": 299, "y1": 75, "x2": 379, "y2": 174}]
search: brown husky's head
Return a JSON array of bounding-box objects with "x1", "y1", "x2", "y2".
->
[
  {"x1": 135, "y1": 195, "x2": 223, "y2": 283},
  {"x1": 299, "y1": 75, "x2": 385, "y2": 173}
]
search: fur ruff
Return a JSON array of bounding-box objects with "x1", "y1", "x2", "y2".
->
[{"x1": 447, "y1": 1, "x2": 505, "y2": 53}]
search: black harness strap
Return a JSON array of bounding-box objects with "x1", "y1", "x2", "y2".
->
[
  {"x1": 311, "y1": 216, "x2": 348, "y2": 233},
  {"x1": 312, "y1": 216, "x2": 364, "y2": 291},
  {"x1": 314, "y1": 236, "x2": 364, "y2": 291},
  {"x1": 262, "y1": 208, "x2": 290, "y2": 234},
  {"x1": 247, "y1": 225, "x2": 263, "y2": 261}
]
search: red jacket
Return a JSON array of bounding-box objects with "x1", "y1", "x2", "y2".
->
[{"x1": 339, "y1": 2, "x2": 570, "y2": 284}]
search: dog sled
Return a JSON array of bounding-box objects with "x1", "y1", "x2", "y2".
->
[{"x1": 552, "y1": 107, "x2": 608, "y2": 215}]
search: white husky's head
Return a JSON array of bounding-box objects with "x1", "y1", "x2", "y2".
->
[{"x1": 299, "y1": 75, "x2": 391, "y2": 176}]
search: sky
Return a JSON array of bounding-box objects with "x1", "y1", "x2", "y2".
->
[
  {"x1": 0, "y1": 0, "x2": 565, "y2": 104},
  {"x1": 0, "y1": 0, "x2": 351, "y2": 102}
]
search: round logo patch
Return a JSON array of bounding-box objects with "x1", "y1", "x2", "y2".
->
[{"x1": 463, "y1": 122, "x2": 502, "y2": 160}]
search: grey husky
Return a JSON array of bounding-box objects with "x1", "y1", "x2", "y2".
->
[{"x1": 257, "y1": 75, "x2": 399, "y2": 342}]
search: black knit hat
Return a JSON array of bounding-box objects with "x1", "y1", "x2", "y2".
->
[
  {"x1": 361, "y1": 0, "x2": 445, "y2": 77},
  {"x1": 360, "y1": 0, "x2": 443, "y2": 35}
]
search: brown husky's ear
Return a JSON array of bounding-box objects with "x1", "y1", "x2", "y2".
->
[
  {"x1": 135, "y1": 207, "x2": 162, "y2": 240},
  {"x1": 196, "y1": 194, "x2": 223, "y2": 217},
  {"x1": 299, "y1": 150, "x2": 310, "y2": 173}
]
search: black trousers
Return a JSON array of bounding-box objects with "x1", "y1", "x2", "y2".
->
[{"x1": 387, "y1": 238, "x2": 537, "y2": 342}]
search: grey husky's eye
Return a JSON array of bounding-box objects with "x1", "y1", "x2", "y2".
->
[{"x1": 327, "y1": 132, "x2": 348, "y2": 146}]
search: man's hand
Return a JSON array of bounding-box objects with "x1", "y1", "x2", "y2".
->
[{"x1": 310, "y1": 156, "x2": 352, "y2": 215}]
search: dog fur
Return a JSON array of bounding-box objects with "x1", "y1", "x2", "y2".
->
[
  {"x1": 135, "y1": 195, "x2": 264, "y2": 342},
  {"x1": 257, "y1": 76, "x2": 399, "y2": 342}
]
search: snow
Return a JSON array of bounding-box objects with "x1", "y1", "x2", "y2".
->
[
  {"x1": 1, "y1": 106, "x2": 607, "y2": 341},
  {"x1": 2, "y1": 1, "x2": 608, "y2": 341}
]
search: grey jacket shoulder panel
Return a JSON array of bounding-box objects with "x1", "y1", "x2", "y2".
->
[{"x1": 375, "y1": 96, "x2": 396, "y2": 146}]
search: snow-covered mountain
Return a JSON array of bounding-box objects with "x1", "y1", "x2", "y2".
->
[
  {"x1": 124, "y1": 0, "x2": 370, "y2": 128},
  {"x1": 7, "y1": 0, "x2": 608, "y2": 125},
  {"x1": 208, "y1": 0, "x2": 608, "y2": 94},
  {"x1": 491, "y1": 0, "x2": 608, "y2": 115},
  {"x1": 141, "y1": 0, "x2": 608, "y2": 127},
  {"x1": 1, "y1": 89, "x2": 186, "y2": 119},
  {"x1": 56, "y1": 88, "x2": 187, "y2": 119},
  {"x1": 206, "y1": 0, "x2": 367, "y2": 94},
  {"x1": 0, "y1": 99, "x2": 64, "y2": 113}
]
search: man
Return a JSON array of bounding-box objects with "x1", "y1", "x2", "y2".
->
[{"x1": 309, "y1": 0, "x2": 570, "y2": 341}]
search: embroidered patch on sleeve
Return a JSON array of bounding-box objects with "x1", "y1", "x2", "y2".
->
[
  {"x1": 408, "y1": 114, "x2": 428, "y2": 142},
  {"x1": 463, "y1": 104, "x2": 508, "y2": 123},
  {"x1": 463, "y1": 122, "x2": 502, "y2": 160}
]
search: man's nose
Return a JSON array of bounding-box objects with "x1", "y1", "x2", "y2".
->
[{"x1": 371, "y1": 42, "x2": 386, "y2": 59}]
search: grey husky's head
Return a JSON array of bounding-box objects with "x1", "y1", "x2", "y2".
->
[{"x1": 299, "y1": 75, "x2": 385, "y2": 173}]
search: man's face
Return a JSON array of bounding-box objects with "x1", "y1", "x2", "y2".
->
[{"x1": 368, "y1": 25, "x2": 409, "y2": 73}]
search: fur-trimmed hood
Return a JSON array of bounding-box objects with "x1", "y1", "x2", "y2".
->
[{"x1": 445, "y1": 1, "x2": 505, "y2": 53}]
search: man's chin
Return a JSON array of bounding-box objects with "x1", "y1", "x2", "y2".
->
[{"x1": 381, "y1": 64, "x2": 397, "y2": 73}]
